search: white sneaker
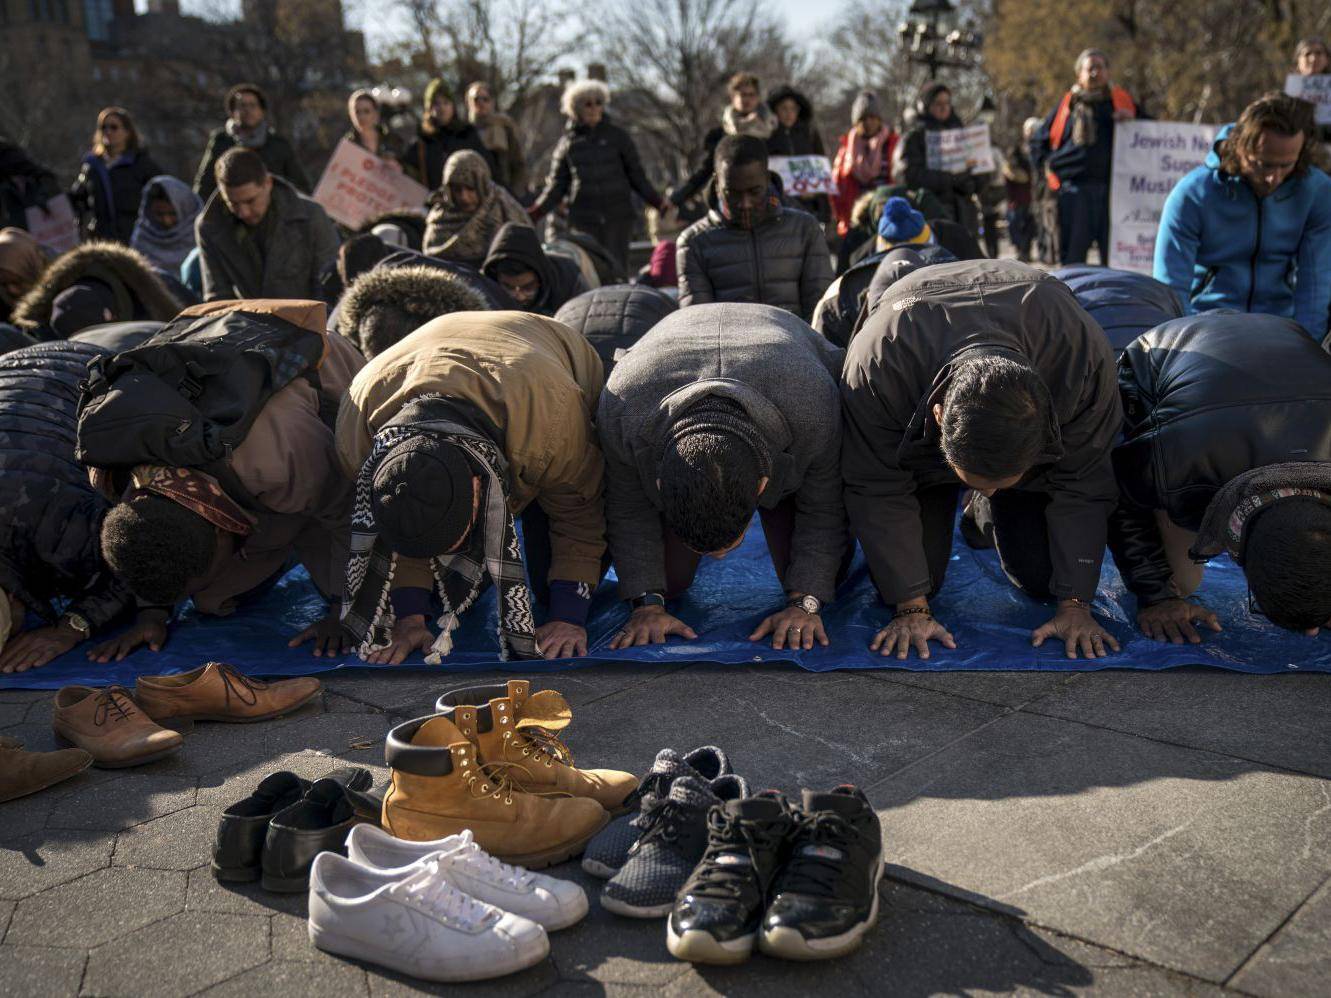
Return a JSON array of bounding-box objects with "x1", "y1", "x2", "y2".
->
[
  {"x1": 345, "y1": 823, "x2": 589, "y2": 931},
  {"x1": 308, "y1": 852, "x2": 549, "y2": 982}
]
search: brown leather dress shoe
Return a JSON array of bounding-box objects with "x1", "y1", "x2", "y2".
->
[
  {"x1": 52, "y1": 686, "x2": 184, "y2": 768},
  {"x1": 134, "y1": 663, "x2": 321, "y2": 724},
  {"x1": 0, "y1": 738, "x2": 94, "y2": 802}
]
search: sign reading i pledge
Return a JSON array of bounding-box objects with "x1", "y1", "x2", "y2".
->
[
  {"x1": 1285, "y1": 74, "x2": 1331, "y2": 125},
  {"x1": 1108, "y1": 120, "x2": 1219, "y2": 274},
  {"x1": 312, "y1": 138, "x2": 429, "y2": 229},
  {"x1": 25, "y1": 194, "x2": 78, "y2": 254},
  {"x1": 769, "y1": 155, "x2": 836, "y2": 197},
  {"x1": 924, "y1": 124, "x2": 995, "y2": 174}
]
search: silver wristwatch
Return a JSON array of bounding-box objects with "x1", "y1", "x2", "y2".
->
[
  {"x1": 787, "y1": 594, "x2": 821, "y2": 615},
  {"x1": 60, "y1": 612, "x2": 92, "y2": 638}
]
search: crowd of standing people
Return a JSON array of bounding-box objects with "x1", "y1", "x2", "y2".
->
[{"x1": 0, "y1": 35, "x2": 1328, "y2": 675}]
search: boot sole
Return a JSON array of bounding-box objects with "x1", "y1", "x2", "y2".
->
[
  {"x1": 666, "y1": 923, "x2": 755, "y2": 964},
  {"x1": 580, "y1": 858, "x2": 620, "y2": 879},
  {"x1": 757, "y1": 858, "x2": 885, "y2": 961},
  {"x1": 492, "y1": 810, "x2": 611, "y2": 871},
  {"x1": 0, "y1": 756, "x2": 94, "y2": 803},
  {"x1": 152, "y1": 687, "x2": 322, "y2": 724},
  {"x1": 310, "y1": 923, "x2": 549, "y2": 982},
  {"x1": 599, "y1": 894, "x2": 675, "y2": 919}
]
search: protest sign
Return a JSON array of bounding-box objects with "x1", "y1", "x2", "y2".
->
[
  {"x1": 25, "y1": 194, "x2": 78, "y2": 254},
  {"x1": 1286, "y1": 73, "x2": 1331, "y2": 125},
  {"x1": 1108, "y1": 120, "x2": 1219, "y2": 274},
  {"x1": 769, "y1": 155, "x2": 836, "y2": 197},
  {"x1": 924, "y1": 124, "x2": 995, "y2": 174},
  {"x1": 312, "y1": 138, "x2": 429, "y2": 229}
]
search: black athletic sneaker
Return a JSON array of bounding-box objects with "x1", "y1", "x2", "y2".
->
[
  {"x1": 667, "y1": 791, "x2": 797, "y2": 964},
  {"x1": 601, "y1": 773, "x2": 749, "y2": 918},
  {"x1": 759, "y1": 785, "x2": 884, "y2": 960}
]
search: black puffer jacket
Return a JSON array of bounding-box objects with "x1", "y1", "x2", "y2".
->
[
  {"x1": 402, "y1": 120, "x2": 494, "y2": 192},
  {"x1": 676, "y1": 186, "x2": 833, "y2": 321},
  {"x1": 899, "y1": 83, "x2": 983, "y2": 233},
  {"x1": 0, "y1": 341, "x2": 130, "y2": 632},
  {"x1": 70, "y1": 149, "x2": 164, "y2": 244},
  {"x1": 1109, "y1": 312, "x2": 1331, "y2": 605},
  {"x1": 814, "y1": 244, "x2": 956, "y2": 348},
  {"x1": 531, "y1": 115, "x2": 664, "y2": 227},
  {"x1": 481, "y1": 222, "x2": 588, "y2": 316},
  {"x1": 554, "y1": 283, "x2": 676, "y2": 376},
  {"x1": 842, "y1": 260, "x2": 1121, "y2": 605}
]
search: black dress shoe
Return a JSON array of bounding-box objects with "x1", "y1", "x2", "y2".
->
[
  {"x1": 260, "y1": 777, "x2": 383, "y2": 893},
  {"x1": 212, "y1": 767, "x2": 374, "y2": 884}
]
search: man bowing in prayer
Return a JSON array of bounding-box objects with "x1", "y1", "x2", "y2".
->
[{"x1": 334, "y1": 311, "x2": 607, "y2": 663}]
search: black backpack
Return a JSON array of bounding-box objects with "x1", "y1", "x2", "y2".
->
[{"x1": 76, "y1": 308, "x2": 334, "y2": 510}]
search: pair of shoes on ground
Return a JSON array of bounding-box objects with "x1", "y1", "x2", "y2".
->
[
  {"x1": 53, "y1": 662, "x2": 321, "y2": 767},
  {"x1": 669, "y1": 785, "x2": 884, "y2": 964},
  {"x1": 310, "y1": 823, "x2": 587, "y2": 982},
  {"x1": 585, "y1": 747, "x2": 754, "y2": 920},
  {"x1": 212, "y1": 767, "x2": 381, "y2": 892},
  {"x1": 0, "y1": 734, "x2": 92, "y2": 803},
  {"x1": 380, "y1": 680, "x2": 637, "y2": 868}
]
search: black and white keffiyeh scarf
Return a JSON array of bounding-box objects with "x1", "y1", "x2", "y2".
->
[{"x1": 341, "y1": 409, "x2": 537, "y2": 663}]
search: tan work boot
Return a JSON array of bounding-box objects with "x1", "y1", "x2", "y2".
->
[
  {"x1": 0, "y1": 736, "x2": 93, "y2": 803},
  {"x1": 435, "y1": 680, "x2": 637, "y2": 813},
  {"x1": 382, "y1": 713, "x2": 609, "y2": 869},
  {"x1": 135, "y1": 663, "x2": 321, "y2": 723},
  {"x1": 52, "y1": 686, "x2": 184, "y2": 768}
]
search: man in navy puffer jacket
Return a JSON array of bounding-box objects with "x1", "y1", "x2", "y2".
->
[{"x1": 1154, "y1": 92, "x2": 1331, "y2": 341}]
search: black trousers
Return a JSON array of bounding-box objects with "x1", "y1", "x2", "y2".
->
[
  {"x1": 572, "y1": 214, "x2": 634, "y2": 280},
  {"x1": 918, "y1": 485, "x2": 1055, "y2": 601}
]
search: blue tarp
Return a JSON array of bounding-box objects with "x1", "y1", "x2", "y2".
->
[{"x1": 2, "y1": 520, "x2": 1326, "y2": 690}]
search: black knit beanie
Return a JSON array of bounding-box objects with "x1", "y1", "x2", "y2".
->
[{"x1": 371, "y1": 436, "x2": 476, "y2": 558}]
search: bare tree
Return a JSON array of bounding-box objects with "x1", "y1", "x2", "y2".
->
[
  {"x1": 387, "y1": 0, "x2": 577, "y2": 117},
  {"x1": 586, "y1": 0, "x2": 810, "y2": 183}
]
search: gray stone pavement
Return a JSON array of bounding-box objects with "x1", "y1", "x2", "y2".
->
[{"x1": 2, "y1": 662, "x2": 1330, "y2": 996}]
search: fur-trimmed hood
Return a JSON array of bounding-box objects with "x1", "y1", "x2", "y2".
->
[
  {"x1": 11, "y1": 241, "x2": 184, "y2": 333},
  {"x1": 338, "y1": 263, "x2": 489, "y2": 357}
]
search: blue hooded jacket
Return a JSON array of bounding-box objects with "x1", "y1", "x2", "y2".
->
[{"x1": 1153, "y1": 123, "x2": 1331, "y2": 340}]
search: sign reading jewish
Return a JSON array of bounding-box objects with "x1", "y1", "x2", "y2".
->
[
  {"x1": 1108, "y1": 120, "x2": 1219, "y2": 274},
  {"x1": 769, "y1": 155, "x2": 836, "y2": 197},
  {"x1": 25, "y1": 195, "x2": 78, "y2": 254},
  {"x1": 924, "y1": 124, "x2": 995, "y2": 174},
  {"x1": 312, "y1": 138, "x2": 429, "y2": 230},
  {"x1": 1286, "y1": 74, "x2": 1331, "y2": 125}
]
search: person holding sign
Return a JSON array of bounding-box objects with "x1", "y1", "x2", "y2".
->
[
  {"x1": 1154, "y1": 92, "x2": 1331, "y2": 341},
  {"x1": 1033, "y1": 49, "x2": 1142, "y2": 267},
  {"x1": 1289, "y1": 37, "x2": 1331, "y2": 147},
  {"x1": 767, "y1": 86, "x2": 831, "y2": 224},
  {"x1": 898, "y1": 83, "x2": 984, "y2": 241}
]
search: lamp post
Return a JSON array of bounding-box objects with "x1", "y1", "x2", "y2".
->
[{"x1": 897, "y1": 0, "x2": 984, "y2": 80}]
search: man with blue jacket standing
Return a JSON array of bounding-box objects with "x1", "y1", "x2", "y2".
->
[{"x1": 1154, "y1": 92, "x2": 1331, "y2": 341}]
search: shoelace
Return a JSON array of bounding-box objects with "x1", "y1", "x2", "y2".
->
[
  {"x1": 636, "y1": 795, "x2": 704, "y2": 847},
  {"x1": 623, "y1": 769, "x2": 675, "y2": 819},
  {"x1": 504, "y1": 724, "x2": 573, "y2": 768},
  {"x1": 777, "y1": 811, "x2": 861, "y2": 897},
  {"x1": 690, "y1": 809, "x2": 787, "y2": 899},
  {"x1": 93, "y1": 688, "x2": 137, "y2": 726},
  {"x1": 212, "y1": 663, "x2": 267, "y2": 709},
  {"x1": 393, "y1": 860, "x2": 495, "y2": 929},
  {"x1": 453, "y1": 841, "x2": 534, "y2": 889}
]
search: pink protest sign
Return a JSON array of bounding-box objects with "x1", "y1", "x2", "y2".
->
[
  {"x1": 25, "y1": 194, "x2": 78, "y2": 254},
  {"x1": 312, "y1": 138, "x2": 429, "y2": 229}
]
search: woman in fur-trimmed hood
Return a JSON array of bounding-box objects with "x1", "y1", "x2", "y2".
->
[
  {"x1": 11, "y1": 241, "x2": 185, "y2": 340},
  {"x1": 337, "y1": 262, "x2": 490, "y2": 359}
]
